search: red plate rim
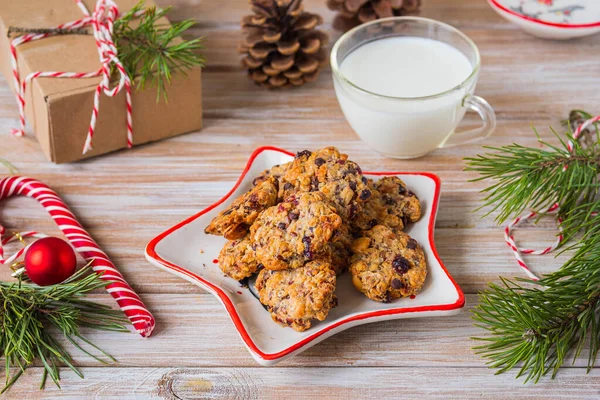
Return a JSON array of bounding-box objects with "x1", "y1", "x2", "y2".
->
[
  {"x1": 488, "y1": 0, "x2": 600, "y2": 29},
  {"x1": 145, "y1": 146, "x2": 466, "y2": 361}
]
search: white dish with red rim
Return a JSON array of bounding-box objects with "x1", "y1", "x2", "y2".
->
[
  {"x1": 145, "y1": 146, "x2": 465, "y2": 366},
  {"x1": 488, "y1": 0, "x2": 600, "y2": 39}
]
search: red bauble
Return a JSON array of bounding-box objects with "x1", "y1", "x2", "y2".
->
[{"x1": 24, "y1": 237, "x2": 77, "y2": 286}]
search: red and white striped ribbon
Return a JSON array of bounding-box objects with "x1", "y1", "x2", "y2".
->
[
  {"x1": 505, "y1": 114, "x2": 600, "y2": 280},
  {"x1": 0, "y1": 176, "x2": 155, "y2": 337},
  {"x1": 0, "y1": 230, "x2": 48, "y2": 268},
  {"x1": 9, "y1": 0, "x2": 141, "y2": 153},
  {"x1": 567, "y1": 115, "x2": 600, "y2": 152},
  {"x1": 504, "y1": 203, "x2": 562, "y2": 281}
]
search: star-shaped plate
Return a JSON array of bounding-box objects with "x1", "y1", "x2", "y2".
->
[{"x1": 145, "y1": 146, "x2": 465, "y2": 365}]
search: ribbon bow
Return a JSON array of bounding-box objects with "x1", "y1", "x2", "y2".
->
[{"x1": 10, "y1": 0, "x2": 144, "y2": 154}]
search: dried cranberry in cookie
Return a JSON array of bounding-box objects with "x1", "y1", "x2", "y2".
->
[
  {"x1": 352, "y1": 177, "x2": 421, "y2": 232},
  {"x1": 205, "y1": 176, "x2": 279, "y2": 240},
  {"x1": 318, "y1": 223, "x2": 353, "y2": 275},
  {"x1": 279, "y1": 146, "x2": 372, "y2": 220},
  {"x1": 349, "y1": 225, "x2": 427, "y2": 302},
  {"x1": 217, "y1": 235, "x2": 262, "y2": 281},
  {"x1": 251, "y1": 192, "x2": 342, "y2": 270},
  {"x1": 252, "y1": 162, "x2": 291, "y2": 187},
  {"x1": 376, "y1": 176, "x2": 421, "y2": 224},
  {"x1": 255, "y1": 259, "x2": 337, "y2": 332}
]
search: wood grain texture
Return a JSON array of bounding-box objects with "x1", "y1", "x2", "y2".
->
[
  {"x1": 13, "y1": 294, "x2": 594, "y2": 369},
  {"x1": 9, "y1": 367, "x2": 600, "y2": 400},
  {"x1": 0, "y1": 0, "x2": 598, "y2": 397}
]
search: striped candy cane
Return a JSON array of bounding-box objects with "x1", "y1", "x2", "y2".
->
[
  {"x1": 10, "y1": 0, "x2": 142, "y2": 153},
  {"x1": 506, "y1": 115, "x2": 600, "y2": 279},
  {"x1": 0, "y1": 176, "x2": 155, "y2": 337}
]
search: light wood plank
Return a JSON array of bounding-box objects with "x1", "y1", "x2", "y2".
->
[
  {"x1": 0, "y1": 0, "x2": 598, "y2": 397},
  {"x1": 11, "y1": 294, "x2": 590, "y2": 369},
  {"x1": 6, "y1": 366, "x2": 600, "y2": 399}
]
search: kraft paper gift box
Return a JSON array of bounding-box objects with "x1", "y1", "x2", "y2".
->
[{"x1": 0, "y1": 0, "x2": 203, "y2": 163}]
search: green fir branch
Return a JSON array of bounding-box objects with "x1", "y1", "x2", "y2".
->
[
  {"x1": 467, "y1": 111, "x2": 600, "y2": 383},
  {"x1": 0, "y1": 267, "x2": 128, "y2": 393},
  {"x1": 472, "y1": 224, "x2": 600, "y2": 383},
  {"x1": 113, "y1": 1, "x2": 205, "y2": 101},
  {"x1": 465, "y1": 128, "x2": 600, "y2": 225}
]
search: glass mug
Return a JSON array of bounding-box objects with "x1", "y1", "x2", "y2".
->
[{"x1": 331, "y1": 17, "x2": 496, "y2": 159}]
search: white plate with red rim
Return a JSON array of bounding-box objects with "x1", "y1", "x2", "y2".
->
[
  {"x1": 488, "y1": 0, "x2": 600, "y2": 39},
  {"x1": 145, "y1": 146, "x2": 465, "y2": 366}
]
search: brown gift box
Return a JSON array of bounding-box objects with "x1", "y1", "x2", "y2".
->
[{"x1": 0, "y1": 0, "x2": 202, "y2": 163}]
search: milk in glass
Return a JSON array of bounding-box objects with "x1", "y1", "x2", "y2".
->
[{"x1": 335, "y1": 36, "x2": 475, "y2": 158}]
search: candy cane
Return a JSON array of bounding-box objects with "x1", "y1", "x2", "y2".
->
[
  {"x1": 506, "y1": 115, "x2": 599, "y2": 279},
  {"x1": 0, "y1": 176, "x2": 155, "y2": 337}
]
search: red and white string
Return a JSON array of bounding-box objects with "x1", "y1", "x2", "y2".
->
[
  {"x1": 505, "y1": 115, "x2": 600, "y2": 280},
  {"x1": 0, "y1": 176, "x2": 155, "y2": 337},
  {"x1": 9, "y1": 0, "x2": 141, "y2": 153},
  {"x1": 0, "y1": 230, "x2": 48, "y2": 275}
]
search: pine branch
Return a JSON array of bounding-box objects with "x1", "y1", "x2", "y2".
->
[
  {"x1": 465, "y1": 128, "x2": 600, "y2": 225},
  {"x1": 113, "y1": 1, "x2": 205, "y2": 101},
  {"x1": 472, "y1": 227, "x2": 600, "y2": 383},
  {"x1": 0, "y1": 267, "x2": 128, "y2": 393},
  {"x1": 467, "y1": 111, "x2": 600, "y2": 382}
]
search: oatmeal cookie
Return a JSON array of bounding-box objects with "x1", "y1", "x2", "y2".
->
[
  {"x1": 352, "y1": 177, "x2": 421, "y2": 232},
  {"x1": 255, "y1": 259, "x2": 337, "y2": 332},
  {"x1": 205, "y1": 176, "x2": 279, "y2": 240},
  {"x1": 251, "y1": 192, "x2": 342, "y2": 270},
  {"x1": 320, "y1": 223, "x2": 353, "y2": 275},
  {"x1": 252, "y1": 162, "x2": 291, "y2": 187},
  {"x1": 349, "y1": 225, "x2": 427, "y2": 302},
  {"x1": 279, "y1": 147, "x2": 372, "y2": 220},
  {"x1": 217, "y1": 235, "x2": 262, "y2": 281},
  {"x1": 376, "y1": 176, "x2": 421, "y2": 224}
]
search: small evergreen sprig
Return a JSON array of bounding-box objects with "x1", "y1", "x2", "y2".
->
[
  {"x1": 465, "y1": 111, "x2": 600, "y2": 383},
  {"x1": 465, "y1": 125, "x2": 600, "y2": 225},
  {"x1": 0, "y1": 267, "x2": 128, "y2": 393},
  {"x1": 113, "y1": 1, "x2": 205, "y2": 101}
]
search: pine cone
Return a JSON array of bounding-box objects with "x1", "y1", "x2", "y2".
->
[
  {"x1": 239, "y1": 0, "x2": 329, "y2": 88},
  {"x1": 327, "y1": 0, "x2": 421, "y2": 31}
]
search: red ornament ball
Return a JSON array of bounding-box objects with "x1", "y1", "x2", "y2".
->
[{"x1": 24, "y1": 237, "x2": 77, "y2": 286}]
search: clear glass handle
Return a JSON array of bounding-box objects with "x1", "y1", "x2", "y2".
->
[{"x1": 440, "y1": 95, "x2": 496, "y2": 148}]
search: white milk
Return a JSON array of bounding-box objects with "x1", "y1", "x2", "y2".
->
[
  {"x1": 340, "y1": 37, "x2": 472, "y2": 98},
  {"x1": 334, "y1": 36, "x2": 477, "y2": 158}
]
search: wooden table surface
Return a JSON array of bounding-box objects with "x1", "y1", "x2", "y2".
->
[{"x1": 1, "y1": 0, "x2": 600, "y2": 398}]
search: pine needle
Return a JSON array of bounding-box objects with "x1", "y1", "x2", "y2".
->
[
  {"x1": 0, "y1": 267, "x2": 128, "y2": 393},
  {"x1": 466, "y1": 110, "x2": 600, "y2": 383},
  {"x1": 465, "y1": 128, "x2": 600, "y2": 225},
  {"x1": 113, "y1": 1, "x2": 205, "y2": 102}
]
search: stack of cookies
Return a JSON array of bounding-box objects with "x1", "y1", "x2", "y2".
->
[{"x1": 205, "y1": 147, "x2": 427, "y2": 331}]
